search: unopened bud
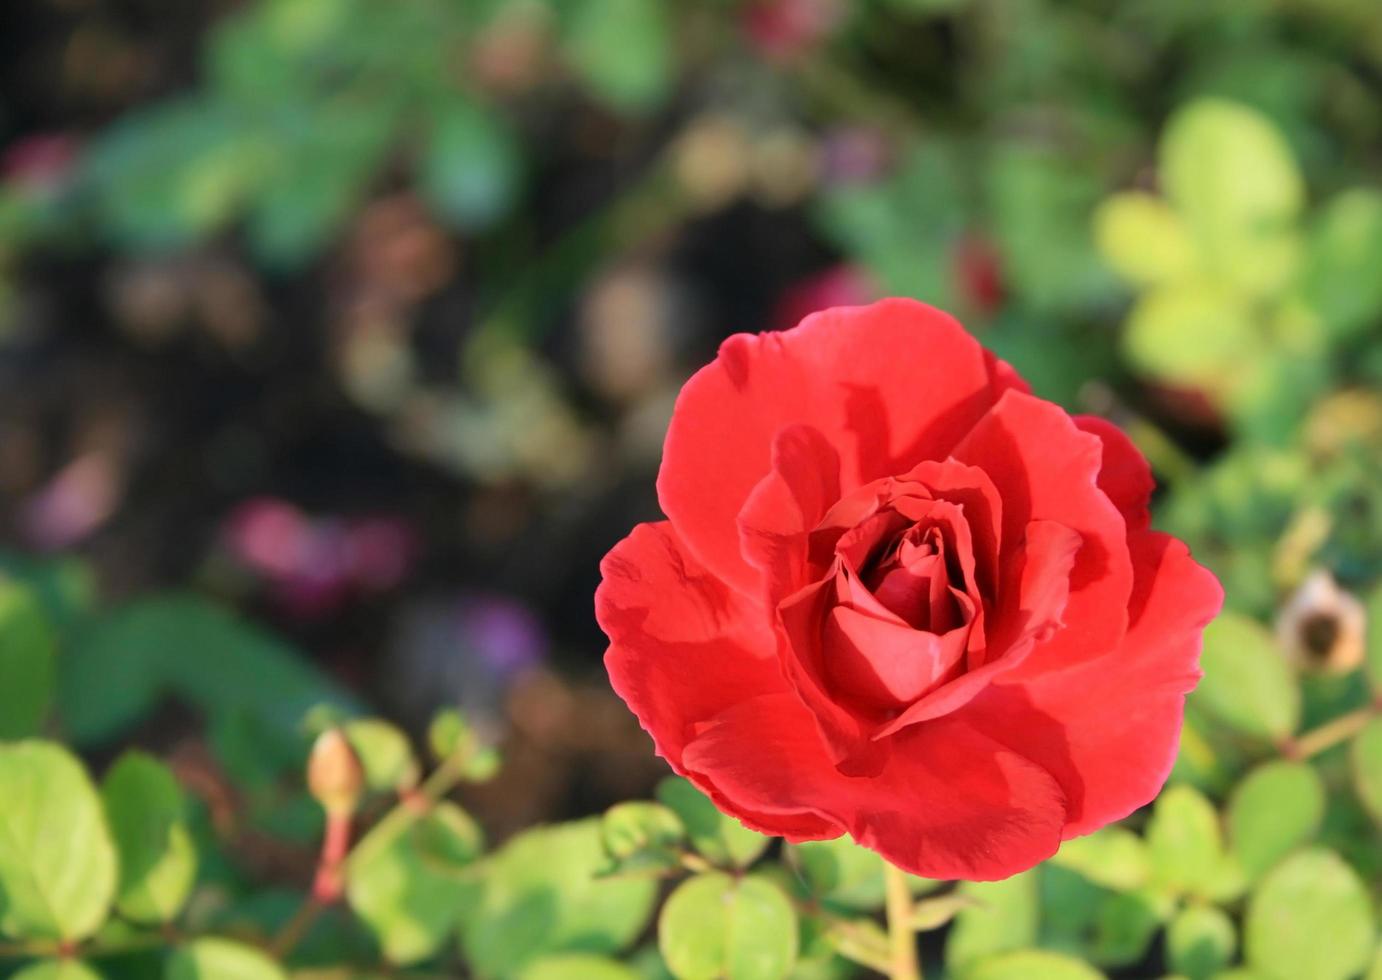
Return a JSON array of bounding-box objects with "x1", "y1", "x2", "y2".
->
[{"x1": 308, "y1": 728, "x2": 364, "y2": 816}]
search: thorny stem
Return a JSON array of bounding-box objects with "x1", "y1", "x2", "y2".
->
[{"x1": 883, "y1": 861, "x2": 922, "y2": 980}]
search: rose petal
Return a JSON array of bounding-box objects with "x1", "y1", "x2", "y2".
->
[
  {"x1": 598, "y1": 521, "x2": 839, "y2": 838},
  {"x1": 681, "y1": 692, "x2": 1069, "y2": 881},
  {"x1": 1075, "y1": 415, "x2": 1154, "y2": 532},
  {"x1": 823, "y1": 604, "x2": 970, "y2": 708},
  {"x1": 870, "y1": 519, "x2": 1082, "y2": 738},
  {"x1": 660, "y1": 298, "x2": 1025, "y2": 596},
  {"x1": 953, "y1": 390, "x2": 1134, "y2": 671},
  {"x1": 738, "y1": 424, "x2": 843, "y2": 603},
  {"x1": 960, "y1": 531, "x2": 1223, "y2": 836}
]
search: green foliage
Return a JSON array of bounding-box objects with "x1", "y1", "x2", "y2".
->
[
  {"x1": 1352, "y1": 718, "x2": 1382, "y2": 826},
  {"x1": 1166, "y1": 905, "x2": 1236, "y2": 980},
  {"x1": 0, "y1": 580, "x2": 56, "y2": 739},
  {"x1": 1049, "y1": 829, "x2": 1150, "y2": 892},
  {"x1": 1159, "y1": 99, "x2": 1304, "y2": 300},
  {"x1": 962, "y1": 950, "x2": 1106, "y2": 980},
  {"x1": 521, "y1": 954, "x2": 641, "y2": 980},
  {"x1": 9, "y1": 962, "x2": 103, "y2": 980},
  {"x1": 1146, "y1": 785, "x2": 1242, "y2": 901},
  {"x1": 346, "y1": 802, "x2": 484, "y2": 964},
  {"x1": 600, "y1": 802, "x2": 686, "y2": 876},
  {"x1": 167, "y1": 938, "x2": 289, "y2": 980},
  {"x1": 101, "y1": 751, "x2": 197, "y2": 924},
  {"x1": 0, "y1": 741, "x2": 117, "y2": 941},
  {"x1": 1243, "y1": 849, "x2": 1374, "y2": 980},
  {"x1": 658, "y1": 872, "x2": 798, "y2": 980},
  {"x1": 460, "y1": 819, "x2": 658, "y2": 978},
  {"x1": 342, "y1": 719, "x2": 421, "y2": 795},
  {"x1": 1193, "y1": 614, "x2": 1299, "y2": 740},
  {"x1": 945, "y1": 872, "x2": 1040, "y2": 970},
  {"x1": 655, "y1": 777, "x2": 770, "y2": 869},
  {"x1": 1226, "y1": 761, "x2": 1324, "y2": 879},
  {"x1": 787, "y1": 834, "x2": 937, "y2": 915},
  {"x1": 60, "y1": 595, "x2": 355, "y2": 747},
  {"x1": 421, "y1": 97, "x2": 522, "y2": 233},
  {"x1": 565, "y1": 0, "x2": 672, "y2": 113}
]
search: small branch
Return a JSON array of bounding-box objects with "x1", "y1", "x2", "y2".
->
[
  {"x1": 883, "y1": 862, "x2": 921, "y2": 980},
  {"x1": 1284, "y1": 706, "x2": 1376, "y2": 760},
  {"x1": 270, "y1": 898, "x2": 325, "y2": 962},
  {"x1": 347, "y1": 743, "x2": 477, "y2": 873},
  {"x1": 275, "y1": 737, "x2": 486, "y2": 963}
]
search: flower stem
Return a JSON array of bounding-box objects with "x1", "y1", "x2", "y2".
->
[
  {"x1": 1286, "y1": 705, "x2": 1376, "y2": 760},
  {"x1": 883, "y1": 862, "x2": 921, "y2": 980}
]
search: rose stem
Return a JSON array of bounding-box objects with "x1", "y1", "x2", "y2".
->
[
  {"x1": 883, "y1": 861, "x2": 922, "y2": 980},
  {"x1": 1285, "y1": 704, "x2": 1377, "y2": 759}
]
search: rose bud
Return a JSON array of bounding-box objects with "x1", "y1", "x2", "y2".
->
[
  {"x1": 307, "y1": 729, "x2": 365, "y2": 818},
  {"x1": 597, "y1": 299, "x2": 1222, "y2": 881}
]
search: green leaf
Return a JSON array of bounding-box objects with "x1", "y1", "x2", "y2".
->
[
  {"x1": 659, "y1": 872, "x2": 798, "y2": 980},
  {"x1": 1167, "y1": 905, "x2": 1237, "y2": 980},
  {"x1": 0, "y1": 741, "x2": 117, "y2": 940},
  {"x1": 10, "y1": 961, "x2": 104, "y2": 980},
  {"x1": 1050, "y1": 828, "x2": 1150, "y2": 892},
  {"x1": 428, "y1": 708, "x2": 473, "y2": 760},
  {"x1": 426, "y1": 708, "x2": 499, "y2": 781},
  {"x1": 247, "y1": 101, "x2": 396, "y2": 268},
  {"x1": 461, "y1": 818, "x2": 658, "y2": 979},
  {"x1": 1093, "y1": 192, "x2": 1198, "y2": 287},
  {"x1": 963, "y1": 950, "x2": 1107, "y2": 980},
  {"x1": 1122, "y1": 281, "x2": 1260, "y2": 387},
  {"x1": 1244, "y1": 849, "x2": 1374, "y2": 980},
  {"x1": 520, "y1": 955, "x2": 640, "y2": 980},
  {"x1": 814, "y1": 141, "x2": 964, "y2": 304},
  {"x1": 601, "y1": 802, "x2": 685, "y2": 875},
  {"x1": 566, "y1": 0, "x2": 671, "y2": 113},
  {"x1": 985, "y1": 145, "x2": 1116, "y2": 314},
  {"x1": 655, "y1": 778, "x2": 770, "y2": 869},
  {"x1": 1194, "y1": 613, "x2": 1299, "y2": 740},
  {"x1": 344, "y1": 719, "x2": 420, "y2": 794},
  {"x1": 61, "y1": 595, "x2": 356, "y2": 746},
  {"x1": 1367, "y1": 582, "x2": 1382, "y2": 692},
  {"x1": 421, "y1": 97, "x2": 520, "y2": 232},
  {"x1": 1368, "y1": 945, "x2": 1382, "y2": 980},
  {"x1": 0, "y1": 553, "x2": 94, "y2": 630},
  {"x1": 0, "y1": 579, "x2": 56, "y2": 738},
  {"x1": 1302, "y1": 189, "x2": 1382, "y2": 341},
  {"x1": 84, "y1": 100, "x2": 272, "y2": 251},
  {"x1": 1147, "y1": 785, "x2": 1241, "y2": 900},
  {"x1": 101, "y1": 751, "x2": 197, "y2": 924},
  {"x1": 166, "y1": 938, "x2": 288, "y2": 980},
  {"x1": 1350, "y1": 717, "x2": 1382, "y2": 827},
  {"x1": 945, "y1": 871, "x2": 1039, "y2": 971},
  {"x1": 347, "y1": 801, "x2": 484, "y2": 964},
  {"x1": 1227, "y1": 760, "x2": 1324, "y2": 878},
  {"x1": 1090, "y1": 889, "x2": 1170, "y2": 968},
  {"x1": 1160, "y1": 99, "x2": 1303, "y2": 298},
  {"x1": 788, "y1": 835, "x2": 935, "y2": 911},
  {"x1": 1039, "y1": 864, "x2": 1106, "y2": 948}
]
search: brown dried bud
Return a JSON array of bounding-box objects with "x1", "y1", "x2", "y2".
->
[{"x1": 1276, "y1": 569, "x2": 1366, "y2": 674}]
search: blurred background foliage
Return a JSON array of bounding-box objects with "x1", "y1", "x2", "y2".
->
[{"x1": 0, "y1": 0, "x2": 1381, "y2": 977}]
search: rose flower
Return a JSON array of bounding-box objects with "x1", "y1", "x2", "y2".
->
[{"x1": 596, "y1": 299, "x2": 1222, "y2": 881}]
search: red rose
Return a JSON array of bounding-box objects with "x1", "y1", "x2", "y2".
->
[{"x1": 597, "y1": 299, "x2": 1222, "y2": 881}]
